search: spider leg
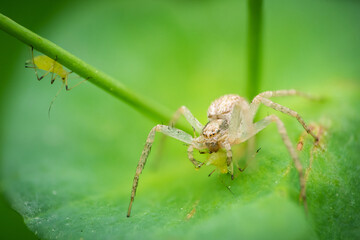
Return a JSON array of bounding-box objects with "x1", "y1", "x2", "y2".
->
[
  {"x1": 227, "y1": 100, "x2": 256, "y2": 176},
  {"x1": 250, "y1": 90, "x2": 319, "y2": 116},
  {"x1": 228, "y1": 100, "x2": 252, "y2": 143},
  {"x1": 253, "y1": 115, "x2": 307, "y2": 213},
  {"x1": 250, "y1": 90, "x2": 319, "y2": 142},
  {"x1": 299, "y1": 124, "x2": 325, "y2": 180},
  {"x1": 224, "y1": 142, "x2": 234, "y2": 180},
  {"x1": 187, "y1": 145, "x2": 204, "y2": 168},
  {"x1": 127, "y1": 125, "x2": 193, "y2": 217},
  {"x1": 155, "y1": 106, "x2": 204, "y2": 166},
  {"x1": 297, "y1": 124, "x2": 316, "y2": 151},
  {"x1": 170, "y1": 106, "x2": 204, "y2": 133}
]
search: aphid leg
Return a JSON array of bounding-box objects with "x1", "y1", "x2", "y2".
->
[
  {"x1": 28, "y1": 46, "x2": 55, "y2": 81},
  {"x1": 254, "y1": 115, "x2": 307, "y2": 213},
  {"x1": 33, "y1": 65, "x2": 54, "y2": 81},
  {"x1": 187, "y1": 145, "x2": 204, "y2": 168},
  {"x1": 127, "y1": 125, "x2": 193, "y2": 217},
  {"x1": 48, "y1": 82, "x2": 64, "y2": 119},
  {"x1": 65, "y1": 76, "x2": 69, "y2": 90},
  {"x1": 250, "y1": 90, "x2": 319, "y2": 143},
  {"x1": 50, "y1": 65, "x2": 56, "y2": 84},
  {"x1": 65, "y1": 76, "x2": 88, "y2": 91},
  {"x1": 224, "y1": 143, "x2": 234, "y2": 180},
  {"x1": 208, "y1": 169, "x2": 216, "y2": 177}
]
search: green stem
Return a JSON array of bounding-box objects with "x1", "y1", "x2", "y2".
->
[
  {"x1": 246, "y1": 0, "x2": 263, "y2": 100},
  {"x1": 0, "y1": 13, "x2": 173, "y2": 124}
]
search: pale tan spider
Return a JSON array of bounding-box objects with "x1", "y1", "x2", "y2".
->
[{"x1": 127, "y1": 90, "x2": 319, "y2": 217}]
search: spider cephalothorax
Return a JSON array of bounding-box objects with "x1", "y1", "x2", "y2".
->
[
  {"x1": 127, "y1": 90, "x2": 319, "y2": 217},
  {"x1": 200, "y1": 119, "x2": 228, "y2": 153}
]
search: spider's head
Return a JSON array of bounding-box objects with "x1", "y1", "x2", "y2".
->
[{"x1": 201, "y1": 119, "x2": 228, "y2": 153}]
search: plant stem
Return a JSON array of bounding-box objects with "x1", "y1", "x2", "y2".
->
[
  {"x1": 246, "y1": 0, "x2": 263, "y2": 100},
  {"x1": 0, "y1": 13, "x2": 174, "y2": 125}
]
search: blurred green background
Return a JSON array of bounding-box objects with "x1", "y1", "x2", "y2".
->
[
  {"x1": 0, "y1": 0, "x2": 359, "y2": 239},
  {"x1": 0, "y1": 2, "x2": 72, "y2": 239}
]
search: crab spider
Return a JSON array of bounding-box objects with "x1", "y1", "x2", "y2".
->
[{"x1": 127, "y1": 90, "x2": 319, "y2": 217}]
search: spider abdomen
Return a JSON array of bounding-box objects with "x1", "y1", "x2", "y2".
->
[{"x1": 207, "y1": 94, "x2": 248, "y2": 120}]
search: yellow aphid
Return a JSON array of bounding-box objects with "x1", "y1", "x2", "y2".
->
[
  {"x1": 25, "y1": 47, "x2": 75, "y2": 90},
  {"x1": 25, "y1": 47, "x2": 86, "y2": 116},
  {"x1": 33, "y1": 55, "x2": 68, "y2": 83},
  {"x1": 205, "y1": 150, "x2": 228, "y2": 174}
]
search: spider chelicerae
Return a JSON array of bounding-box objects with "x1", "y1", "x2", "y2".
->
[{"x1": 127, "y1": 90, "x2": 319, "y2": 217}]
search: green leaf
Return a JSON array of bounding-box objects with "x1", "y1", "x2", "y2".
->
[{"x1": 2, "y1": 1, "x2": 360, "y2": 239}]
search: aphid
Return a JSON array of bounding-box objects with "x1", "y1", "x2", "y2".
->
[
  {"x1": 127, "y1": 90, "x2": 319, "y2": 217},
  {"x1": 25, "y1": 47, "x2": 86, "y2": 115}
]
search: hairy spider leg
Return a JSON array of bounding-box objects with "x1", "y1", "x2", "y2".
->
[
  {"x1": 227, "y1": 90, "x2": 320, "y2": 213},
  {"x1": 187, "y1": 145, "x2": 205, "y2": 169},
  {"x1": 228, "y1": 99, "x2": 253, "y2": 143},
  {"x1": 297, "y1": 124, "x2": 325, "y2": 181},
  {"x1": 223, "y1": 100, "x2": 259, "y2": 175},
  {"x1": 224, "y1": 142, "x2": 234, "y2": 179},
  {"x1": 252, "y1": 115, "x2": 307, "y2": 212},
  {"x1": 127, "y1": 125, "x2": 195, "y2": 217},
  {"x1": 170, "y1": 106, "x2": 204, "y2": 133},
  {"x1": 154, "y1": 106, "x2": 204, "y2": 168},
  {"x1": 226, "y1": 99, "x2": 255, "y2": 177},
  {"x1": 250, "y1": 90, "x2": 319, "y2": 142}
]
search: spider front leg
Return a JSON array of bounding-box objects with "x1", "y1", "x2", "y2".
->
[
  {"x1": 224, "y1": 142, "x2": 234, "y2": 179},
  {"x1": 187, "y1": 145, "x2": 204, "y2": 169},
  {"x1": 127, "y1": 125, "x2": 193, "y2": 217},
  {"x1": 227, "y1": 100, "x2": 255, "y2": 173},
  {"x1": 155, "y1": 106, "x2": 204, "y2": 165},
  {"x1": 170, "y1": 106, "x2": 204, "y2": 133},
  {"x1": 250, "y1": 90, "x2": 319, "y2": 142},
  {"x1": 254, "y1": 115, "x2": 307, "y2": 212}
]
